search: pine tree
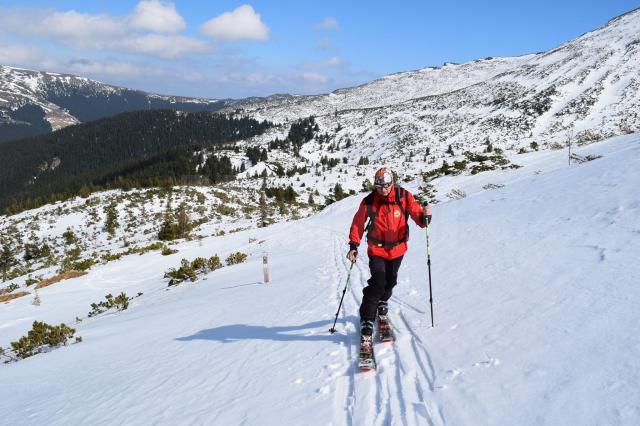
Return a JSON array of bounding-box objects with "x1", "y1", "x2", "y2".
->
[
  {"x1": 158, "y1": 203, "x2": 178, "y2": 241},
  {"x1": 62, "y1": 228, "x2": 76, "y2": 245},
  {"x1": 23, "y1": 234, "x2": 41, "y2": 261},
  {"x1": 259, "y1": 192, "x2": 268, "y2": 228},
  {"x1": 446, "y1": 145, "x2": 454, "y2": 156},
  {"x1": 0, "y1": 239, "x2": 18, "y2": 282},
  {"x1": 104, "y1": 202, "x2": 119, "y2": 236},
  {"x1": 441, "y1": 160, "x2": 451, "y2": 175},
  {"x1": 175, "y1": 202, "x2": 192, "y2": 238},
  {"x1": 334, "y1": 183, "x2": 346, "y2": 201}
]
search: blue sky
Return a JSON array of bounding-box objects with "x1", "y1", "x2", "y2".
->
[{"x1": 0, "y1": 1, "x2": 637, "y2": 99}]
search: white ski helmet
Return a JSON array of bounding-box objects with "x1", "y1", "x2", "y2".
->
[{"x1": 374, "y1": 167, "x2": 393, "y2": 187}]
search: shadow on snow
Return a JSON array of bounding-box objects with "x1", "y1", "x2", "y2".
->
[{"x1": 176, "y1": 316, "x2": 359, "y2": 344}]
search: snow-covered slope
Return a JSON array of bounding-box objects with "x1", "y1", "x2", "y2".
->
[
  {"x1": 231, "y1": 55, "x2": 534, "y2": 121},
  {"x1": 1, "y1": 132, "x2": 639, "y2": 425},
  {"x1": 230, "y1": 9, "x2": 640, "y2": 157}
]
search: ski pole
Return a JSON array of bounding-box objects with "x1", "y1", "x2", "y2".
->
[
  {"x1": 424, "y1": 203, "x2": 435, "y2": 327},
  {"x1": 329, "y1": 261, "x2": 355, "y2": 334}
]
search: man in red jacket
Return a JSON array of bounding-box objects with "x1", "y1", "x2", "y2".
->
[{"x1": 347, "y1": 167, "x2": 432, "y2": 336}]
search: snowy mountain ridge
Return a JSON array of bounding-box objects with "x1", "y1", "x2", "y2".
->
[
  {"x1": 0, "y1": 65, "x2": 227, "y2": 142},
  {"x1": 228, "y1": 8, "x2": 640, "y2": 159}
]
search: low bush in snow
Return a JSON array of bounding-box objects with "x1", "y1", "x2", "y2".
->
[
  {"x1": 482, "y1": 183, "x2": 505, "y2": 190},
  {"x1": 571, "y1": 154, "x2": 603, "y2": 164},
  {"x1": 69, "y1": 258, "x2": 97, "y2": 271},
  {"x1": 165, "y1": 259, "x2": 198, "y2": 286},
  {"x1": 550, "y1": 142, "x2": 564, "y2": 150},
  {"x1": 0, "y1": 283, "x2": 19, "y2": 296},
  {"x1": 191, "y1": 257, "x2": 209, "y2": 273},
  {"x1": 0, "y1": 321, "x2": 79, "y2": 362},
  {"x1": 102, "y1": 252, "x2": 125, "y2": 262},
  {"x1": 446, "y1": 189, "x2": 467, "y2": 200},
  {"x1": 207, "y1": 255, "x2": 223, "y2": 271},
  {"x1": 134, "y1": 242, "x2": 164, "y2": 255},
  {"x1": 164, "y1": 254, "x2": 229, "y2": 286},
  {"x1": 226, "y1": 252, "x2": 248, "y2": 265},
  {"x1": 24, "y1": 276, "x2": 40, "y2": 286},
  {"x1": 161, "y1": 246, "x2": 179, "y2": 256},
  {"x1": 88, "y1": 292, "x2": 132, "y2": 317}
]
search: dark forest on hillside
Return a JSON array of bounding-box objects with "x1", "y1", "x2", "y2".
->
[{"x1": 0, "y1": 110, "x2": 272, "y2": 213}]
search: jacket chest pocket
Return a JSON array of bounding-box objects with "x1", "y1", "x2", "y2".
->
[{"x1": 384, "y1": 204, "x2": 403, "y2": 238}]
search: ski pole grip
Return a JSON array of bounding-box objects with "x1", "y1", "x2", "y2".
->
[{"x1": 421, "y1": 202, "x2": 432, "y2": 226}]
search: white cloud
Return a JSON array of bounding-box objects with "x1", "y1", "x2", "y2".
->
[
  {"x1": 43, "y1": 10, "x2": 126, "y2": 46},
  {"x1": 0, "y1": 41, "x2": 42, "y2": 65},
  {"x1": 315, "y1": 17, "x2": 339, "y2": 30},
  {"x1": 246, "y1": 73, "x2": 272, "y2": 85},
  {"x1": 124, "y1": 34, "x2": 211, "y2": 59},
  {"x1": 129, "y1": 0, "x2": 186, "y2": 34},
  {"x1": 300, "y1": 56, "x2": 342, "y2": 70},
  {"x1": 183, "y1": 72, "x2": 203, "y2": 82},
  {"x1": 0, "y1": 4, "x2": 208, "y2": 59},
  {"x1": 0, "y1": 9, "x2": 54, "y2": 37},
  {"x1": 67, "y1": 58, "x2": 141, "y2": 76},
  {"x1": 302, "y1": 72, "x2": 328, "y2": 84},
  {"x1": 201, "y1": 5, "x2": 269, "y2": 42}
]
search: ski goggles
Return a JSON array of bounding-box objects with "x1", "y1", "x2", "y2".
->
[{"x1": 374, "y1": 182, "x2": 392, "y2": 189}]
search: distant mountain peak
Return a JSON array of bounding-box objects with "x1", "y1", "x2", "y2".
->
[{"x1": 0, "y1": 65, "x2": 228, "y2": 143}]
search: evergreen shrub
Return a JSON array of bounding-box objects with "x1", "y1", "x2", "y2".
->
[{"x1": 1, "y1": 321, "x2": 77, "y2": 361}]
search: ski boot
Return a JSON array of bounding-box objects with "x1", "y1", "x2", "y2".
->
[
  {"x1": 359, "y1": 320, "x2": 375, "y2": 370},
  {"x1": 377, "y1": 301, "x2": 395, "y2": 342},
  {"x1": 360, "y1": 319, "x2": 374, "y2": 336},
  {"x1": 377, "y1": 301, "x2": 388, "y2": 316}
]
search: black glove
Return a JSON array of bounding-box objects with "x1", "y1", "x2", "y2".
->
[
  {"x1": 347, "y1": 242, "x2": 358, "y2": 262},
  {"x1": 421, "y1": 202, "x2": 432, "y2": 225}
]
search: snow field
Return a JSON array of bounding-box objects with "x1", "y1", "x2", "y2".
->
[{"x1": 1, "y1": 133, "x2": 639, "y2": 425}]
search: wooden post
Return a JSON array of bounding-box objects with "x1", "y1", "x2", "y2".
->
[
  {"x1": 32, "y1": 289, "x2": 41, "y2": 306},
  {"x1": 567, "y1": 128, "x2": 574, "y2": 166},
  {"x1": 263, "y1": 252, "x2": 270, "y2": 283}
]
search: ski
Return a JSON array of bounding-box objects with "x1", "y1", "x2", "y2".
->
[
  {"x1": 378, "y1": 314, "x2": 395, "y2": 342},
  {"x1": 358, "y1": 334, "x2": 376, "y2": 371}
]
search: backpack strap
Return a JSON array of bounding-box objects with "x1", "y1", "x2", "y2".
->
[
  {"x1": 396, "y1": 186, "x2": 410, "y2": 241},
  {"x1": 395, "y1": 186, "x2": 409, "y2": 225},
  {"x1": 364, "y1": 190, "x2": 377, "y2": 233}
]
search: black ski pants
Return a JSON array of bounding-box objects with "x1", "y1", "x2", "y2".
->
[{"x1": 359, "y1": 255, "x2": 404, "y2": 321}]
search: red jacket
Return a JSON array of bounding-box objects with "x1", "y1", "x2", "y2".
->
[{"x1": 349, "y1": 185, "x2": 426, "y2": 260}]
